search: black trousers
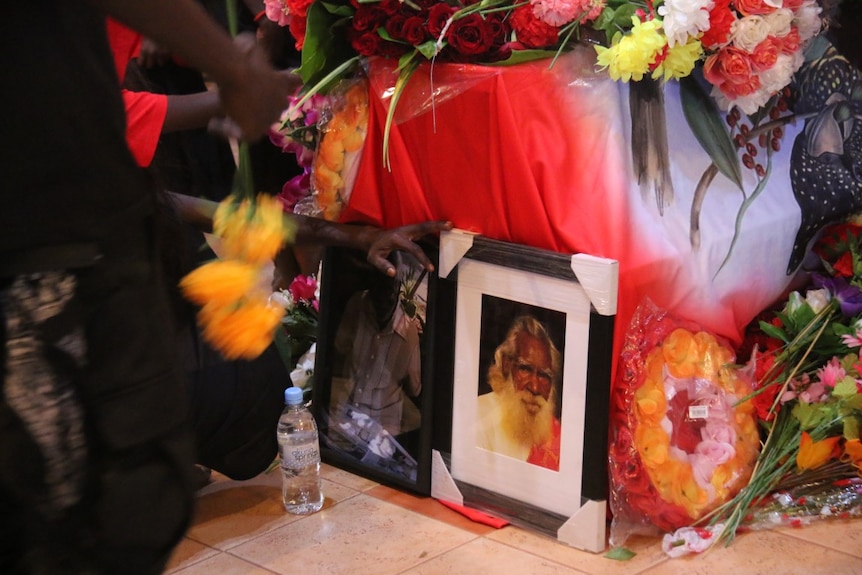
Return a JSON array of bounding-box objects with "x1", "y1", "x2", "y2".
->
[{"x1": 0, "y1": 227, "x2": 196, "y2": 575}]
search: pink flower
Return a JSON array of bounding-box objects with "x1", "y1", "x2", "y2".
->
[
  {"x1": 816, "y1": 357, "x2": 845, "y2": 389},
  {"x1": 530, "y1": 0, "x2": 580, "y2": 27},
  {"x1": 289, "y1": 274, "x2": 317, "y2": 302}
]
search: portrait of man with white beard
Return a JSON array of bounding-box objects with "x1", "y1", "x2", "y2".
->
[{"x1": 476, "y1": 314, "x2": 563, "y2": 471}]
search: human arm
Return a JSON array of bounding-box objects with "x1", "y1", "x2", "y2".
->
[
  {"x1": 165, "y1": 192, "x2": 452, "y2": 275},
  {"x1": 88, "y1": 0, "x2": 298, "y2": 140}
]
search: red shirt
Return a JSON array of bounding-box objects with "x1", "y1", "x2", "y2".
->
[{"x1": 106, "y1": 18, "x2": 167, "y2": 168}]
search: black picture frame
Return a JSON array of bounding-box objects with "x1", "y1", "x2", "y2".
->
[
  {"x1": 312, "y1": 240, "x2": 439, "y2": 495},
  {"x1": 433, "y1": 229, "x2": 617, "y2": 549}
]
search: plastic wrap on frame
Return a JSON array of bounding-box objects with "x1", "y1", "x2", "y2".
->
[
  {"x1": 298, "y1": 76, "x2": 370, "y2": 221},
  {"x1": 608, "y1": 299, "x2": 760, "y2": 547},
  {"x1": 362, "y1": 48, "x2": 607, "y2": 126}
]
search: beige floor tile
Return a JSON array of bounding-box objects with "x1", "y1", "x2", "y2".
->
[
  {"x1": 773, "y1": 517, "x2": 862, "y2": 558},
  {"x1": 228, "y1": 493, "x2": 478, "y2": 575},
  {"x1": 187, "y1": 473, "x2": 360, "y2": 550},
  {"x1": 366, "y1": 485, "x2": 500, "y2": 536},
  {"x1": 163, "y1": 537, "x2": 219, "y2": 574},
  {"x1": 400, "y1": 537, "x2": 591, "y2": 574},
  {"x1": 169, "y1": 552, "x2": 277, "y2": 574},
  {"x1": 320, "y1": 462, "x2": 381, "y2": 491},
  {"x1": 638, "y1": 529, "x2": 862, "y2": 575},
  {"x1": 487, "y1": 528, "x2": 668, "y2": 575}
]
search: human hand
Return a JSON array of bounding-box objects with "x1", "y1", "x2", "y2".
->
[
  {"x1": 208, "y1": 33, "x2": 301, "y2": 141},
  {"x1": 365, "y1": 221, "x2": 454, "y2": 277}
]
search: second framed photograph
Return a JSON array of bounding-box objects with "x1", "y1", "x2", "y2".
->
[
  {"x1": 436, "y1": 229, "x2": 617, "y2": 538},
  {"x1": 312, "y1": 240, "x2": 439, "y2": 495}
]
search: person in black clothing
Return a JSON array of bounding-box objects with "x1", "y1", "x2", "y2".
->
[{"x1": 0, "y1": 2, "x2": 447, "y2": 573}]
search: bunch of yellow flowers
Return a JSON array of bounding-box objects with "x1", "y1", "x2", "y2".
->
[{"x1": 179, "y1": 194, "x2": 296, "y2": 359}]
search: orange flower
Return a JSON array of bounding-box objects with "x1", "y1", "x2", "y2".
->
[
  {"x1": 841, "y1": 438, "x2": 862, "y2": 472},
  {"x1": 796, "y1": 432, "x2": 841, "y2": 471},
  {"x1": 663, "y1": 328, "x2": 700, "y2": 378},
  {"x1": 199, "y1": 300, "x2": 285, "y2": 360},
  {"x1": 179, "y1": 260, "x2": 260, "y2": 306}
]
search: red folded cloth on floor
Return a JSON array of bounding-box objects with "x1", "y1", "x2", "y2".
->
[{"x1": 437, "y1": 499, "x2": 509, "y2": 529}]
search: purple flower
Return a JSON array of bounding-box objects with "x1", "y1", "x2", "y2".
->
[{"x1": 812, "y1": 274, "x2": 862, "y2": 317}]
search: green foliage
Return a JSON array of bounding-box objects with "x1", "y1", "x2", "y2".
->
[
  {"x1": 680, "y1": 75, "x2": 744, "y2": 191},
  {"x1": 299, "y1": 2, "x2": 356, "y2": 89}
]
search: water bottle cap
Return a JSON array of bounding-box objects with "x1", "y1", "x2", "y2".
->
[{"x1": 285, "y1": 386, "x2": 304, "y2": 405}]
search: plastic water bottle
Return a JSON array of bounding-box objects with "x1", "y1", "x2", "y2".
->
[{"x1": 277, "y1": 387, "x2": 323, "y2": 514}]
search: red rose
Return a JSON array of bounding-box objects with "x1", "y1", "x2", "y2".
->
[
  {"x1": 401, "y1": 16, "x2": 430, "y2": 45},
  {"x1": 751, "y1": 36, "x2": 781, "y2": 72},
  {"x1": 379, "y1": 0, "x2": 401, "y2": 16},
  {"x1": 780, "y1": 27, "x2": 800, "y2": 55},
  {"x1": 427, "y1": 3, "x2": 456, "y2": 37},
  {"x1": 446, "y1": 12, "x2": 493, "y2": 56},
  {"x1": 752, "y1": 381, "x2": 780, "y2": 422},
  {"x1": 349, "y1": 29, "x2": 383, "y2": 56},
  {"x1": 509, "y1": 5, "x2": 558, "y2": 49},
  {"x1": 733, "y1": 0, "x2": 775, "y2": 16},
  {"x1": 702, "y1": 0, "x2": 734, "y2": 48},
  {"x1": 484, "y1": 12, "x2": 511, "y2": 49},
  {"x1": 352, "y1": 6, "x2": 387, "y2": 33},
  {"x1": 385, "y1": 14, "x2": 409, "y2": 42},
  {"x1": 705, "y1": 46, "x2": 754, "y2": 86}
]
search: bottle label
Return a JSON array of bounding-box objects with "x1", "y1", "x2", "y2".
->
[{"x1": 282, "y1": 440, "x2": 320, "y2": 469}]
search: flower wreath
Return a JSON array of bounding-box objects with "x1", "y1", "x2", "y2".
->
[{"x1": 610, "y1": 301, "x2": 761, "y2": 538}]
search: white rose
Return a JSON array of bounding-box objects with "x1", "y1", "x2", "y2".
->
[
  {"x1": 759, "y1": 53, "x2": 798, "y2": 93},
  {"x1": 764, "y1": 8, "x2": 793, "y2": 37},
  {"x1": 805, "y1": 288, "x2": 831, "y2": 313},
  {"x1": 731, "y1": 15, "x2": 770, "y2": 52},
  {"x1": 794, "y1": 1, "x2": 823, "y2": 43}
]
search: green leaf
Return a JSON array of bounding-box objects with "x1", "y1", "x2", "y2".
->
[
  {"x1": 793, "y1": 401, "x2": 824, "y2": 430},
  {"x1": 298, "y1": 2, "x2": 355, "y2": 88},
  {"x1": 321, "y1": 1, "x2": 354, "y2": 16},
  {"x1": 415, "y1": 39, "x2": 441, "y2": 60},
  {"x1": 844, "y1": 416, "x2": 860, "y2": 440},
  {"x1": 382, "y1": 54, "x2": 420, "y2": 169},
  {"x1": 492, "y1": 49, "x2": 559, "y2": 66},
  {"x1": 833, "y1": 379, "x2": 859, "y2": 399},
  {"x1": 679, "y1": 75, "x2": 743, "y2": 191},
  {"x1": 758, "y1": 321, "x2": 789, "y2": 343},
  {"x1": 843, "y1": 393, "x2": 862, "y2": 411},
  {"x1": 604, "y1": 547, "x2": 636, "y2": 561}
]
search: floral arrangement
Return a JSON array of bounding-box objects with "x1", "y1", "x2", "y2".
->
[
  {"x1": 658, "y1": 220, "x2": 862, "y2": 554},
  {"x1": 270, "y1": 272, "x2": 320, "y2": 390},
  {"x1": 271, "y1": 89, "x2": 331, "y2": 213},
  {"x1": 271, "y1": 80, "x2": 369, "y2": 221},
  {"x1": 609, "y1": 301, "x2": 760, "y2": 543},
  {"x1": 179, "y1": 195, "x2": 295, "y2": 359},
  {"x1": 263, "y1": 1, "x2": 822, "y2": 116}
]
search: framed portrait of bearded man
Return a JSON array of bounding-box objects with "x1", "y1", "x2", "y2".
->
[{"x1": 433, "y1": 229, "x2": 617, "y2": 552}]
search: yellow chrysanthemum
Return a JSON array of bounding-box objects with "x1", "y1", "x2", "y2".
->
[
  {"x1": 653, "y1": 38, "x2": 703, "y2": 82},
  {"x1": 199, "y1": 300, "x2": 285, "y2": 360},
  {"x1": 213, "y1": 194, "x2": 294, "y2": 264},
  {"x1": 178, "y1": 259, "x2": 261, "y2": 306},
  {"x1": 595, "y1": 17, "x2": 666, "y2": 82}
]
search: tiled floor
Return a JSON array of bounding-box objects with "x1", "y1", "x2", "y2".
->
[{"x1": 164, "y1": 463, "x2": 862, "y2": 575}]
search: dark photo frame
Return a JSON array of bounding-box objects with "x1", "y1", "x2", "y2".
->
[
  {"x1": 433, "y1": 229, "x2": 618, "y2": 550},
  {"x1": 312, "y1": 241, "x2": 438, "y2": 495}
]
